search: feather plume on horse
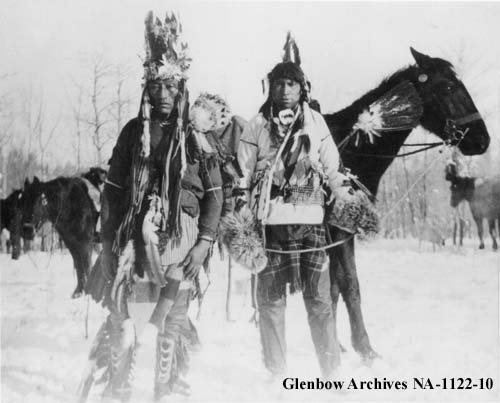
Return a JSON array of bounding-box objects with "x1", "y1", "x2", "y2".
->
[
  {"x1": 351, "y1": 80, "x2": 423, "y2": 146},
  {"x1": 219, "y1": 207, "x2": 267, "y2": 273}
]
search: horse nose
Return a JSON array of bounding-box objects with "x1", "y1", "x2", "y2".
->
[{"x1": 458, "y1": 120, "x2": 490, "y2": 155}]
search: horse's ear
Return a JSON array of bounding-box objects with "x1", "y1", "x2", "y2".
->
[
  {"x1": 33, "y1": 176, "x2": 40, "y2": 185},
  {"x1": 24, "y1": 178, "x2": 30, "y2": 188},
  {"x1": 410, "y1": 47, "x2": 434, "y2": 71}
]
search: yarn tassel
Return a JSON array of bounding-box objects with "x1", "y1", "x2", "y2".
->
[
  {"x1": 141, "y1": 91, "x2": 151, "y2": 158},
  {"x1": 179, "y1": 126, "x2": 187, "y2": 178}
]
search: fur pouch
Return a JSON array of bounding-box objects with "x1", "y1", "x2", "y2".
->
[
  {"x1": 219, "y1": 207, "x2": 267, "y2": 273},
  {"x1": 327, "y1": 186, "x2": 379, "y2": 237}
]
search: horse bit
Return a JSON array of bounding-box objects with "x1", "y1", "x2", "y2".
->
[{"x1": 443, "y1": 112, "x2": 482, "y2": 146}]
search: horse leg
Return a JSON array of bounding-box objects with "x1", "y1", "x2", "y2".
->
[
  {"x1": 459, "y1": 218, "x2": 464, "y2": 247},
  {"x1": 329, "y1": 229, "x2": 378, "y2": 361},
  {"x1": 10, "y1": 227, "x2": 21, "y2": 260},
  {"x1": 329, "y1": 254, "x2": 347, "y2": 354},
  {"x1": 81, "y1": 239, "x2": 93, "y2": 289},
  {"x1": 474, "y1": 216, "x2": 485, "y2": 249},
  {"x1": 488, "y1": 219, "x2": 498, "y2": 250},
  {"x1": 64, "y1": 237, "x2": 86, "y2": 298}
]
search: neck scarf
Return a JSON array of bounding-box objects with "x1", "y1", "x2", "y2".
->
[{"x1": 269, "y1": 104, "x2": 310, "y2": 185}]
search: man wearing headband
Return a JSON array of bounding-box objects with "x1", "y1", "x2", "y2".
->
[{"x1": 238, "y1": 58, "x2": 345, "y2": 379}]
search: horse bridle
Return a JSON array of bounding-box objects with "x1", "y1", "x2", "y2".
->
[
  {"x1": 341, "y1": 70, "x2": 484, "y2": 159},
  {"x1": 442, "y1": 112, "x2": 482, "y2": 146},
  {"x1": 342, "y1": 110, "x2": 483, "y2": 159}
]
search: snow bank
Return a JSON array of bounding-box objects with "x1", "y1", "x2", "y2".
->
[{"x1": 1, "y1": 239, "x2": 499, "y2": 402}]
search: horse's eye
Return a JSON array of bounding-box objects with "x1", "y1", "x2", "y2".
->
[{"x1": 438, "y1": 82, "x2": 453, "y2": 93}]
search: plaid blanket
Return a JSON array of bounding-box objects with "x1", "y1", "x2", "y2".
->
[{"x1": 258, "y1": 224, "x2": 327, "y2": 301}]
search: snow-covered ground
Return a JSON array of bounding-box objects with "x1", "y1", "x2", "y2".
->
[{"x1": 1, "y1": 238, "x2": 499, "y2": 403}]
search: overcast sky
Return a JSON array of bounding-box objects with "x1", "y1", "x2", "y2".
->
[{"x1": 1, "y1": 0, "x2": 499, "y2": 166}]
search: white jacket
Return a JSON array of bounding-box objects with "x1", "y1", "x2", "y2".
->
[{"x1": 238, "y1": 102, "x2": 345, "y2": 225}]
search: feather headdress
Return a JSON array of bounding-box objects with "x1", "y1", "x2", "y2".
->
[
  {"x1": 261, "y1": 31, "x2": 316, "y2": 114},
  {"x1": 283, "y1": 31, "x2": 301, "y2": 66},
  {"x1": 262, "y1": 31, "x2": 305, "y2": 95},
  {"x1": 140, "y1": 10, "x2": 192, "y2": 157},
  {"x1": 143, "y1": 10, "x2": 191, "y2": 82}
]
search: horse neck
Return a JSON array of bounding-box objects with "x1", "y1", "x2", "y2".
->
[
  {"x1": 43, "y1": 178, "x2": 68, "y2": 222},
  {"x1": 323, "y1": 66, "x2": 418, "y2": 197},
  {"x1": 2, "y1": 192, "x2": 20, "y2": 229},
  {"x1": 0, "y1": 199, "x2": 6, "y2": 229},
  {"x1": 345, "y1": 129, "x2": 413, "y2": 196}
]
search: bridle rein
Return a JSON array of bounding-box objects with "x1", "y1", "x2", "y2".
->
[{"x1": 338, "y1": 72, "x2": 484, "y2": 160}]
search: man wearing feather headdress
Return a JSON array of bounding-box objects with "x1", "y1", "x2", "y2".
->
[
  {"x1": 237, "y1": 34, "x2": 348, "y2": 379},
  {"x1": 81, "y1": 11, "x2": 226, "y2": 402}
]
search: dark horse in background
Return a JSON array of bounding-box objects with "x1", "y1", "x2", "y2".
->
[
  {"x1": 445, "y1": 162, "x2": 499, "y2": 250},
  {"x1": 0, "y1": 189, "x2": 23, "y2": 259},
  {"x1": 19, "y1": 167, "x2": 107, "y2": 298},
  {"x1": 321, "y1": 47, "x2": 489, "y2": 364}
]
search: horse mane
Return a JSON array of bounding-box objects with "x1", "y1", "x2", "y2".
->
[
  {"x1": 5, "y1": 189, "x2": 22, "y2": 203},
  {"x1": 325, "y1": 65, "x2": 419, "y2": 127},
  {"x1": 43, "y1": 177, "x2": 72, "y2": 190},
  {"x1": 325, "y1": 58, "x2": 457, "y2": 131}
]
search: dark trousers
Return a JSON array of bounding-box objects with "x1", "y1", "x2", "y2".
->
[{"x1": 257, "y1": 267, "x2": 339, "y2": 377}]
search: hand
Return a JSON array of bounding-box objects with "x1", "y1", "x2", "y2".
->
[
  {"x1": 182, "y1": 240, "x2": 212, "y2": 280},
  {"x1": 234, "y1": 198, "x2": 247, "y2": 213},
  {"x1": 328, "y1": 184, "x2": 356, "y2": 206}
]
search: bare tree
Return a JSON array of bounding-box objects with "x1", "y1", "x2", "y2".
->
[
  {"x1": 0, "y1": 73, "x2": 16, "y2": 196},
  {"x1": 66, "y1": 78, "x2": 85, "y2": 171},
  {"x1": 442, "y1": 39, "x2": 494, "y2": 91},
  {"x1": 402, "y1": 155, "x2": 416, "y2": 228},
  {"x1": 0, "y1": 74, "x2": 16, "y2": 149},
  {"x1": 20, "y1": 83, "x2": 39, "y2": 177},
  {"x1": 109, "y1": 63, "x2": 133, "y2": 138},
  {"x1": 33, "y1": 94, "x2": 61, "y2": 180},
  {"x1": 81, "y1": 53, "x2": 114, "y2": 166}
]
